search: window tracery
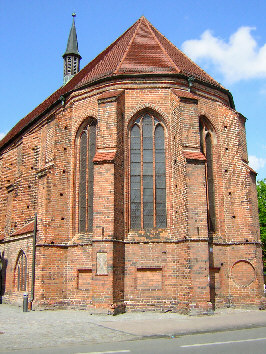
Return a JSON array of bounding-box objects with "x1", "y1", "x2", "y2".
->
[
  {"x1": 130, "y1": 113, "x2": 166, "y2": 230},
  {"x1": 77, "y1": 121, "x2": 96, "y2": 233}
]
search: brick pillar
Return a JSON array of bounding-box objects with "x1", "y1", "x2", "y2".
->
[
  {"x1": 91, "y1": 91, "x2": 125, "y2": 312},
  {"x1": 186, "y1": 159, "x2": 212, "y2": 314}
]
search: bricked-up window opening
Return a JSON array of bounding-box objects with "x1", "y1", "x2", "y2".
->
[
  {"x1": 77, "y1": 269, "x2": 92, "y2": 290},
  {"x1": 137, "y1": 267, "x2": 163, "y2": 290},
  {"x1": 16, "y1": 250, "x2": 27, "y2": 291},
  {"x1": 45, "y1": 122, "x2": 55, "y2": 164},
  {"x1": 200, "y1": 120, "x2": 216, "y2": 232},
  {"x1": 130, "y1": 114, "x2": 166, "y2": 229},
  {"x1": 78, "y1": 123, "x2": 96, "y2": 233}
]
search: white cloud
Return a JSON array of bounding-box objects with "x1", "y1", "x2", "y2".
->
[
  {"x1": 182, "y1": 27, "x2": 266, "y2": 83},
  {"x1": 249, "y1": 155, "x2": 266, "y2": 171},
  {"x1": 0, "y1": 132, "x2": 6, "y2": 141}
]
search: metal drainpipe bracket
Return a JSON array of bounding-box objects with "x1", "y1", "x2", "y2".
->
[
  {"x1": 188, "y1": 76, "x2": 195, "y2": 92},
  {"x1": 60, "y1": 95, "x2": 66, "y2": 106}
]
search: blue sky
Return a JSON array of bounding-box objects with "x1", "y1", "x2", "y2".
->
[{"x1": 1, "y1": 0, "x2": 265, "y2": 179}]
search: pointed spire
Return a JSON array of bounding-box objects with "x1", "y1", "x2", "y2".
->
[
  {"x1": 63, "y1": 13, "x2": 81, "y2": 57},
  {"x1": 63, "y1": 13, "x2": 82, "y2": 85}
]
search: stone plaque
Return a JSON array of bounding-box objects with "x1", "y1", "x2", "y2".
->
[{"x1": 97, "y1": 252, "x2": 108, "y2": 275}]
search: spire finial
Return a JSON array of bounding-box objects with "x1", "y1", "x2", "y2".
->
[{"x1": 72, "y1": 13, "x2": 76, "y2": 25}]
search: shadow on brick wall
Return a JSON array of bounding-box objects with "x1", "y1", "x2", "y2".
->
[{"x1": 0, "y1": 252, "x2": 8, "y2": 304}]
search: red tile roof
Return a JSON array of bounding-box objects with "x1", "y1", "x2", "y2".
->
[
  {"x1": 93, "y1": 151, "x2": 116, "y2": 164},
  {"x1": 12, "y1": 221, "x2": 35, "y2": 236},
  {"x1": 149, "y1": 21, "x2": 221, "y2": 87},
  {"x1": 0, "y1": 17, "x2": 224, "y2": 152},
  {"x1": 184, "y1": 151, "x2": 206, "y2": 161},
  {"x1": 116, "y1": 19, "x2": 178, "y2": 74}
]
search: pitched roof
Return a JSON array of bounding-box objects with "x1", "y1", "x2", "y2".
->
[
  {"x1": 76, "y1": 16, "x2": 221, "y2": 88},
  {"x1": 0, "y1": 16, "x2": 224, "y2": 151}
]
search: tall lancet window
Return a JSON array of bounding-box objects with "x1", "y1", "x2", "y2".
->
[
  {"x1": 130, "y1": 113, "x2": 166, "y2": 230},
  {"x1": 199, "y1": 118, "x2": 216, "y2": 232},
  {"x1": 78, "y1": 122, "x2": 96, "y2": 233},
  {"x1": 16, "y1": 250, "x2": 27, "y2": 291}
]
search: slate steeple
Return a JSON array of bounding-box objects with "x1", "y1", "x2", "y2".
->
[{"x1": 63, "y1": 13, "x2": 81, "y2": 85}]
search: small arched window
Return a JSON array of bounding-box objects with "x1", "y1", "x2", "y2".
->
[
  {"x1": 16, "y1": 250, "x2": 27, "y2": 291},
  {"x1": 130, "y1": 113, "x2": 166, "y2": 230},
  {"x1": 78, "y1": 122, "x2": 96, "y2": 233},
  {"x1": 199, "y1": 118, "x2": 216, "y2": 232}
]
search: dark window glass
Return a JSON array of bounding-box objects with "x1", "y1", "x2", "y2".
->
[
  {"x1": 205, "y1": 132, "x2": 215, "y2": 231},
  {"x1": 79, "y1": 131, "x2": 87, "y2": 233},
  {"x1": 142, "y1": 115, "x2": 154, "y2": 228},
  {"x1": 78, "y1": 123, "x2": 96, "y2": 233},
  {"x1": 155, "y1": 124, "x2": 166, "y2": 228},
  {"x1": 87, "y1": 125, "x2": 96, "y2": 232},
  {"x1": 130, "y1": 115, "x2": 166, "y2": 230},
  {"x1": 130, "y1": 124, "x2": 141, "y2": 229}
]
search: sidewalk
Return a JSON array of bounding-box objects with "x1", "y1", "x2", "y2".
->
[
  {"x1": 1, "y1": 304, "x2": 266, "y2": 352},
  {"x1": 99, "y1": 308, "x2": 266, "y2": 336}
]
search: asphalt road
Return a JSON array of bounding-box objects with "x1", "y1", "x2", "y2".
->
[{"x1": 2, "y1": 326, "x2": 266, "y2": 354}]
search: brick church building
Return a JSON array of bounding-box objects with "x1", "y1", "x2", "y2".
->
[{"x1": 0, "y1": 16, "x2": 264, "y2": 313}]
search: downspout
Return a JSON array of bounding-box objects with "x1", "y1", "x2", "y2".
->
[{"x1": 29, "y1": 213, "x2": 37, "y2": 309}]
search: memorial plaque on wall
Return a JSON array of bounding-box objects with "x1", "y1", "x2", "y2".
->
[{"x1": 96, "y1": 252, "x2": 108, "y2": 275}]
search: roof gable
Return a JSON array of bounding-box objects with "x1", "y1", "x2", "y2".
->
[
  {"x1": 0, "y1": 16, "x2": 225, "y2": 151},
  {"x1": 116, "y1": 17, "x2": 179, "y2": 74}
]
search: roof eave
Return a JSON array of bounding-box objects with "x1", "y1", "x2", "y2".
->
[
  {"x1": 0, "y1": 92, "x2": 72, "y2": 153},
  {"x1": 76, "y1": 72, "x2": 235, "y2": 108},
  {"x1": 0, "y1": 72, "x2": 234, "y2": 153},
  {"x1": 62, "y1": 52, "x2": 82, "y2": 59}
]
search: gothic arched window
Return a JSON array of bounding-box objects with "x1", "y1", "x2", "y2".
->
[
  {"x1": 199, "y1": 118, "x2": 216, "y2": 232},
  {"x1": 16, "y1": 250, "x2": 27, "y2": 291},
  {"x1": 130, "y1": 113, "x2": 166, "y2": 230},
  {"x1": 78, "y1": 122, "x2": 96, "y2": 233}
]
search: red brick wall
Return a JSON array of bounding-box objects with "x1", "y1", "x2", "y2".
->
[{"x1": 0, "y1": 77, "x2": 264, "y2": 312}]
